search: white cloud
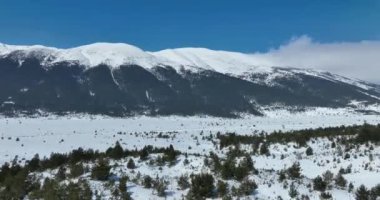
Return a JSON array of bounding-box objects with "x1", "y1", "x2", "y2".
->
[{"x1": 250, "y1": 35, "x2": 380, "y2": 83}]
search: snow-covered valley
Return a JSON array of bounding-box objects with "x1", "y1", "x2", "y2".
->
[
  {"x1": 1, "y1": 108, "x2": 380, "y2": 199},
  {"x1": 1, "y1": 108, "x2": 380, "y2": 165}
]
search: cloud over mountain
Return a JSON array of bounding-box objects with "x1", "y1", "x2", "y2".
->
[{"x1": 251, "y1": 36, "x2": 380, "y2": 83}]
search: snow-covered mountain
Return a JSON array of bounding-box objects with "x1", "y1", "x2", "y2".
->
[
  {"x1": 0, "y1": 42, "x2": 275, "y2": 74},
  {"x1": 0, "y1": 42, "x2": 379, "y2": 116}
]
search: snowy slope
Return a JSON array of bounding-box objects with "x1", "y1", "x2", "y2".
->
[
  {"x1": 0, "y1": 43, "x2": 57, "y2": 55},
  {"x1": 0, "y1": 42, "x2": 302, "y2": 76},
  {"x1": 1, "y1": 42, "x2": 271, "y2": 74},
  {"x1": 54, "y1": 43, "x2": 175, "y2": 68},
  {"x1": 152, "y1": 47, "x2": 272, "y2": 74}
]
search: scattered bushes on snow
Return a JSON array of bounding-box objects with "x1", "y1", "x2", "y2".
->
[{"x1": 217, "y1": 123, "x2": 380, "y2": 149}]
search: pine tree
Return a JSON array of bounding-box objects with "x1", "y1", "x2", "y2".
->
[
  {"x1": 334, "y1": 173, "x2": 347, "y2": 188},
  {"x1": 355, "y1": 185, "x2": 370, "y2": 200},
  {"x1": 234, "y1": 165, "x2": 249, "y2": 181},
  {"x1": 0, "y1": 162, "x2": 10, "y2": 182},
  {"x1": 370, "y1": 184, "x2": 380, "y2": 200},
  {"x1": 80, "y1": 180, "x2": 93, "y2": 200},
  {"x1": 305, "y1": 146, "x2": 313, "y2": 156},
  {"x1": 320, "y1": 192, "x2": 332, "y2": 199},
  {"x1": 110, "y1": 141, "x2": 124, "y2": 159},
  {"x1": 40, "y1": 178, "x2": 62, "y2": 200},
  {"x1": 221, "y1": 158, "x2": 235, "y2": 180},
  {"x1": 217, "y1": 180, "x2": 228, "y2": 197},
  {"x1": 209, "y1": 152, "x2": 221, "y2": 172},
  {"x1": 187, "y1": 173, "x2": 215, "y2": 199},
  {"x1": 164, "y1": 144, "x2": 177, "y2": 163},
  {"x1": 238, "y1": 178, "x2": 258, "y2": 196},
  {"x1": 242, "y1": 155, "x2": 254, "y2": 171},
  {"x1": 313, "y1": 176, "x2": 327, "y2": 192},
  {"x1": 119, "y1": 176, "x2": 128, "y2": 193},
  {"x1": 322, "y1": 170, "x2": 334, "y2": 185},
  {"x1": 143, "y1": 175, "x2": 153, "y2": 188},
  {"x1": 140, "y1": 147, "x2": 149, "y2": 160},
  {"x1": 260, "y1": 142, "x2": 269, "y2": 155},
  {"x1": 349, "y1": 182, "x2": 354, "y2": 192},
  {"x1": 287, "y1": 162, "x2": 301, "y2": 179},
  {"x1": 66, "y1": 180, "x2": 92, "y2": 200},
  {"x1": 91, "y1": 159, "x2": 111, "y2": 181},
  {"x1": 154, "y1": 178, "x2": 167, "y2": 197},
  {"x1": 56, "y1": 166, "x2": 66, "y2": 181},
  {"x1": 278, "y1": 170, "x2": 286, "y2": 182},
  {"x1": 121, "y1": 192, "x2": 133, "y2": 200},
  {"x1": 69, "y1": 163, "x2": 84, "y2": 178},
  {"x1": 178, "y1": 175, "x2": 190, "y2": 190},
  {"x1": 127, "y1": 158, "x2": 136, "y2": 169},
  {"x1": 28, "y1": 154, "x2": 40, "y2": 172},
  {"x1": 288, "y1": 182, "x2": 298, "y2": 198}
]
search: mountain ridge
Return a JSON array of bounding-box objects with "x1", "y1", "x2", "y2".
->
[
  {"x1": 0, "y1": 42, "x2": 294, "y2": 75},
  {"x1": 0, "y1": 42, "x2": 376, "y2": 84},
  {"x1": 0, "y1": 42, "x2": 379, "y2": 117}
]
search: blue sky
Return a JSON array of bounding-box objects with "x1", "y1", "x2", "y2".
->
[{"x1": 1, "y1": 0, "x2": 379, "y2": 52}]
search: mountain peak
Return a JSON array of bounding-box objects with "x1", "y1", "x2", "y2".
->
[
  {"x1": 70, "y1": 42, "x2": 145, "y2": 54},
  {"x1": 0, "y1": 42, "x2": 273, "y2": 74},
  {"x1": 54, "y1": 42, "x2": 163, "y2": 68}
]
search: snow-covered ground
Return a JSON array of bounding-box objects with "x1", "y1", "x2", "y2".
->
[
  {"x1": 1, "y1": 108, "x2": 379, "y2": 165},
  {"x1": 1, "y1": 108, "x2": 380, "y2": 199},
  {"x1": 0, "y1": 108, "x2": 380, "y2": 166}
]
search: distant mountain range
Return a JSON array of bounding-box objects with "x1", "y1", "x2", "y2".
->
[{"x1": 0, "y1": 42, "x2": 379, "y2": 117}]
